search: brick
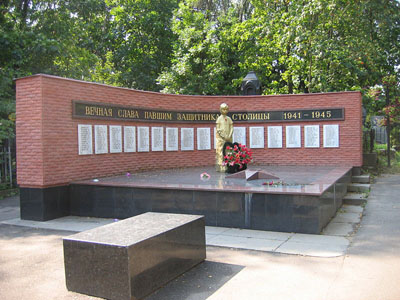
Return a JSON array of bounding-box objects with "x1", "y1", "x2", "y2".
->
[{"x1": 16, "y1": 74, "x2": 362, "y2": 187}]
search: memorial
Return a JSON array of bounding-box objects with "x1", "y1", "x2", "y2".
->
[
  {"x1": 16, "y1": 74, "x2": 362, "y2": 233},
  {"x1": 267, "y1": 126, "x2": 282, "y2": 148},
  {"x1": 250, "y1": 127, "x2": 265, "y2": 149},
  {"x1": 304, "y1": 125, "x2": 320, "y2": 148},
  {"x1": 233, "y1": 127, "x2": 246, "y2": 146},
  {"x1": 94, "y1": 125, "x2": 108, "y2": 154},
  {"x1": 137, "y1": 126, "x2": 149, "y2": 152},
  {"x1": 197, "y1": 128, "x2": 211, "y2": 150},
  {"x1": 151, "y1": 127, "x2": 164, "y2": 152},
  {"x1": 124, "y1": 126, "x2": 136, "y2": 152},
  {"x1": 166, "y1": 127, "x2": 178, "y2": 151},
  {"x1": 110, "y1": 125, "x2": 122, "y2": 153},
  {"x1": 181, "y1": 128, "x2": 194, "y2": 151},
  {"x1": 215, "y1": 103, "x2": 233, "y2": 172}
]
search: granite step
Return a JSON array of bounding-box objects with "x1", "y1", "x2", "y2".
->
[
  {"x1": 343, "y1": 193, "x2": 368, "y2": 206},
  {"x1": 352, "y1": 175, "x2": 371, "y2": 184},
  {"x1": 347, "y1": 183, "x2": 371, "y2": 193}
]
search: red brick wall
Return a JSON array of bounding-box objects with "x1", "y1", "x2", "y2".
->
[{"x1": 16, "y1": 74, "x2": 362, "y2": 188}]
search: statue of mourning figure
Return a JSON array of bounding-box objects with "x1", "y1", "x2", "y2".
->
[{"x1": 215, "y1": 103, "x2": 233, "y2": 172}]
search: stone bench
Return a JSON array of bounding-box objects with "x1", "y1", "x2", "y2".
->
[{"x1": 63, "y1": 212, "x2": 206, "y2": 300}]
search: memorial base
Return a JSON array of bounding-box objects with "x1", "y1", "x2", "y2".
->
[
  {"x1": 18, "y1": 165, "x2": 353, "y2": 234},
  {"x1": 69, "y1": 165, "x2": 352, "y2": 234},
  {"x1": 20, "y1": 186, "x2": 69, "y2": 221}
]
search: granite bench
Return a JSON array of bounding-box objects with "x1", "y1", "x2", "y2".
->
[{"x1": 63, "y1": 212, "x2": 206, "y2": 300}]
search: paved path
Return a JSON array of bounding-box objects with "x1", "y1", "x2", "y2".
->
[{"x1": 0, "y1": 174, "x2": 399, "y2": 299}]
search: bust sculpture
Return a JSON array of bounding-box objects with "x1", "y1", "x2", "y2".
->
[{"x1": 215, "y1": 103, "x2": 233, "y2": 172}]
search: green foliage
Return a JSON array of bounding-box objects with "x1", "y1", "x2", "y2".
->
[
  {"x1": 0, "y1": 0, "x2": 399, "y2": 107},
  {"x1": 160, "y1": 0, "x2": 400, "y2": 95},
  {"x1": 107, "y1": 0, "x2": 180, "y2": 91},
  {"x1": 158, "y1": 2, "x2": 244, "y2": 95}
]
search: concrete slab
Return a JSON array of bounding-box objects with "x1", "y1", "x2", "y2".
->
[
  {"x1": 343, "y1": 193, "x2": 368, "y2": 205},
  {"x1": 323, "y1": 222, "x2": 355, "y2": 236},
  {"x1": 206, "y1": 234, "x2": 219, "y2": 244},
  {"x1": 205, "y1": 226, "x2": 230, "y2": 235},
  {"x1": 207, "y1": 235, "x2": 283, "y2": 252},
  {"x1": 221, "y1": 228, "x2": 293, "y2": 241},
  {"x1": 332, "y1": 212, "x2": 362, "y2": 223},
  {"x1": 2, "y1": 215, "x2": 352, "y2": 257},
  {"x1": 275, "y1": 240, "x2": 349, "y2": 257},
  {"x1": 290, "y1": 233, "x2": 350, "y2": 246},
  {"x1": 352, "y1": 175, "x2": 370, "y2": 183},
  {"x1": 348, "y1": 183, "x2": 371, "y2": 193},
  {"x1": 2, "y1": 216, "x2": 114, "y2": 232},
  {"x1": 341, "y1": 205, "x2": 364, "y2": 213}
]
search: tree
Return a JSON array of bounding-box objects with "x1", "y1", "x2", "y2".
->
[
  {"x1": 106, "y1": 0, "x2": 180, "y2": 91},
  {"x1": 158, "y1": 0, "x2": 251, "y2": 95},
  {"x1": 161, "y1": 0, "x2": 399, "y2": 96}
]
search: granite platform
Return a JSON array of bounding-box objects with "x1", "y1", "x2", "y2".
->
[
  {"x1": 69, "y1": 165, "x2": 352, "y2": 234},
  {"x1": 63, "y1": 212, "x2": 206, "y2": 300}
]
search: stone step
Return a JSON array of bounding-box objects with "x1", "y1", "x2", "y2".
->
[
  {"x1": 343, "y1": 193, "x2": 368, "y2": 206},
  {"x1": 352, "y1": 175, "x2": 371, "y2": 184},
  {"x1": 347, "y1": 183, "x2": 371, "y2": 193}
]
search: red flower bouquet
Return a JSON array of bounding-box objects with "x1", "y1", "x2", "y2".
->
[{"x1": 223, "y1": 143, "x2": 253, "y2": 169}]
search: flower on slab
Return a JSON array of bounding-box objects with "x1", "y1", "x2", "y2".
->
[
  {"x1": 224, "y1": 144, "x2": 253, "y2": 168},
  {"x1": 200, "y1": 172, "x2": 211, "y2": 181}
]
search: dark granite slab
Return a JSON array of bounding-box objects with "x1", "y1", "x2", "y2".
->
[
  {"x1": 20, "y1": 186, "x2": 69, "y2": 221},
  {"x1": 63, "y1": 212, "x2": 206, "y2": 300},
  {"x1": 67, "y1": 166, "x2": 352, "y2": 233},
  {"x1": 72, "y1": 165, "x2": 352, "y2": 196}
]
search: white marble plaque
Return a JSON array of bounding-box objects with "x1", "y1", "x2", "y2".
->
[
  {"x1": 197, "y1": 128, "x2": 211, "y2": 150},
  {"x1": 166, "y1": 127, "x2": 178, "y2": 151},
  {"x1": 323, "y1": 124, "x2": 339, "y2": 148},
  {"x1": 214, "y1": 128, "x2": 217, "y2": 149},
  {"x1": 110, "y1": 126, "x2": 122, "y2": 153},
  {"x1": 138, "y1": 126, "x2": 150, "y2": 152},
  {"x1": 94, "y1": 125, "x2": 108, "y2": 154},
  {"x1": 181, "y1": 128, "x2": 194, "y2": 151},
  {"x1": 233, "y1": 127, "x2": 247, "y2": 146},
  {"x1": 304, "y1": 125, "x2": 320, "y2": 148},
  {"x1": 268, "y1": 126, "x2": 283, "y2": 148},
  {"x1": 78, "y1": 124, "x2": 93, "y2": 155},
  {"x1": 124, "y1": 126, "x2": 136, "y2": 152},
  {"x1": 249, "y1": 127, "x2": 265, "y2": 149},
  {"x1": 285, "y1": 126, "x2": 301, "y2": 148},
  {"x1": 151, "y1": 127, "x2": 164, "y2": 152}
]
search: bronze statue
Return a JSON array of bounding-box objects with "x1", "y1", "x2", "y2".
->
[{"x1": 215, "y1": 103, "x2": 233, "y2": 172}]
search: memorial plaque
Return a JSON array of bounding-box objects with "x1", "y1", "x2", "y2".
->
[
  {"x1": 233, "y1": 127, "x2": 246, "y2": 146},
  {"x1": 197, "y1": 128, "x2": 211, "y2": 150},
  {"x1": 214, "y1": 128, "x2": 217, "y2": 149},
  {"x1": 78, "y1": 124, "x2": 93, "y2": 155},
  {"x1": 74, "y1": 100, "x2": 344, "y2": 123},
  {"x1": 304, "y1": 125, "x2": 320, "y2": 148},
  {"x1": 124, "y1": 126, "x2": 136, "y2": 152},
  {"x1": 285, "y1": 126, "x2": 301, "y2": 148},
  {"x1": 151, "y1": 127, "x2": 164, "y2": 152},
  {"x1": 181, "y1": 128, "x2": 194, "y2": 151},
  {"x1": 110, "y1": 126, "x2": 122, "y2": 153},
  {"x1": 323, "y1": 124, "x2": 339, "y2": 148},
  {"x1": 94, "y1": 125, "x2": 108, "y2": 154},
  {"x1": 249, "y1": 127, "x2": 265, "y2": 149},
  {"x1": 268, "y1": 126, "x2": 283, "y2": 148},
  {"x1": 138, "y1": 126, "x2": 150, "y2": 152},
  {"x1": 166, "y1": 127, "x2": 178, "y2": 151}
]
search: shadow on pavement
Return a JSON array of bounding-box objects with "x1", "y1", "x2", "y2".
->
[{"x1": 145, "y1": 260, "x2": 244, "y2": 300}]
